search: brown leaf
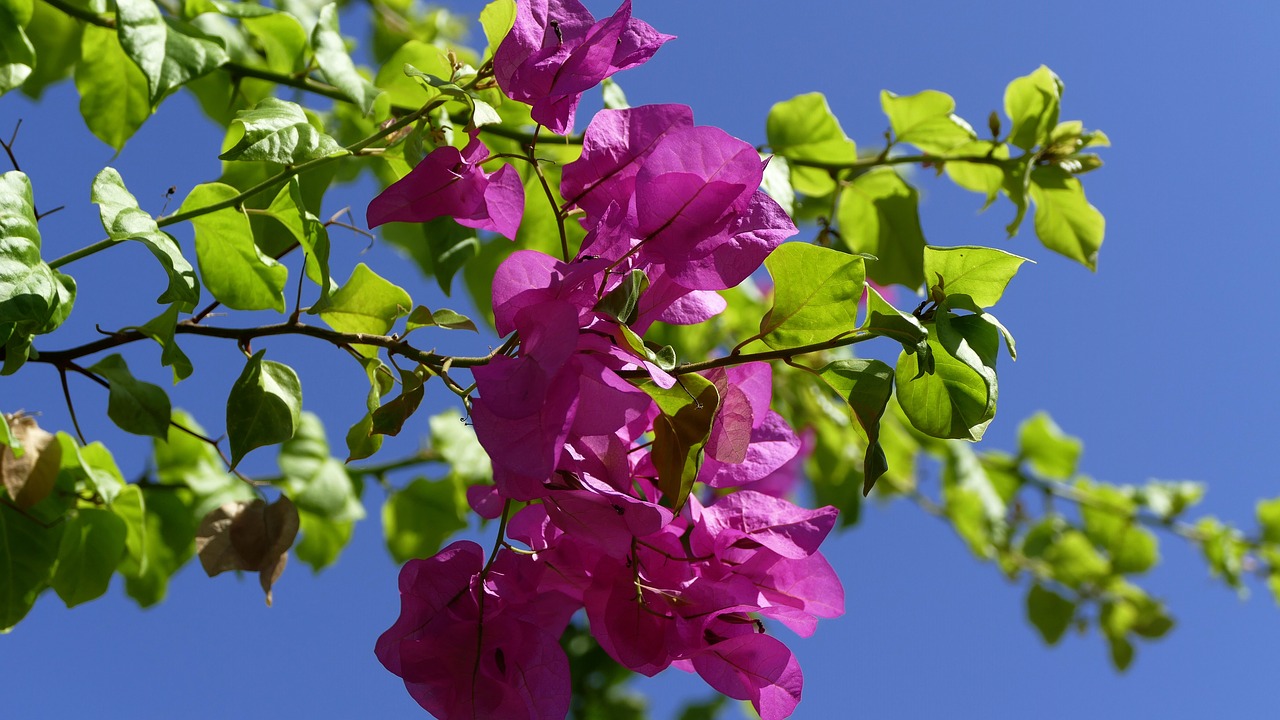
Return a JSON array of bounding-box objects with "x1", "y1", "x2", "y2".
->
[
  {"x1": 195, "y1": 495, "x2": 300, "y2": 604},
  {"x1": 1, "y1": 415, "x2": 63, "y2": 509}
]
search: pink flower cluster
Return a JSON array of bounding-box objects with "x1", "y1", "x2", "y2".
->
[{"x1": 371, "y1": 2, "x2": 845, "y2": 718}]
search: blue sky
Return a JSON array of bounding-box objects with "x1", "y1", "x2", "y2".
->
[{"x1": 4, "y1": 1, "x2": 1280, "y2": 718}]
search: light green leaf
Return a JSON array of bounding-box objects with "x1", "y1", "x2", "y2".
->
[
  {"x1": 241, "y1": 12, "x2": 307, "y2": 74},
  {"x1": 1045, "y1": 530, "x2": 1110, "y2": 589},
  {"x1": 428, "y1": 409, "x2": 490, "y2": 483},
  {"x1": 592, "y1": 270, "x2": 648, "y2": 326},
  {"x1": 1030, "y1": 165, "x2": 1104, "y2": 270},
  {"x1": 922, "y1": 245, "x2": 1028, "y2": 308},
  {"x1": 319, "y1": 263, "x2": 411, "y2": 353},
  {"x1": 479, "y1": 0, "x2": 516, "y2": 58},
  {"x1": 0, "y1": 172, "x2": 59, "y2": 328},
  {"x1": 220, "y1": 97, "x2": 345, "y2": 164},
  {"x1": 113, "y1": 484, "x2": 148, "y2": 577},
  {"x1": 123, "y1": 485, "x2": 197, "y2": 607},
  {"x1": 836, "y1": 168, "x2": 926, "y2": 289},
  {"x1": 1078, "y1": 479, "x2": 1157, "y2": 575},
  {"x1": 1018, "y1": 412, "x2": 1081, "y2": 480},
  {"x1": 311, "y1": 3, "x2": 379, "y2": 114},
  {"x1": 860, "y1": 284, "x2": 931, "y2": 372},
  {"x1": 0, "y1": 0, "x2": 35, "y2": 95},
  {"x1": 344, "y1": 356, "x2": 391, "y2": 462},
  {"x1": 278, "y1": 412, "x2": 363, "y2": 521},
  {"x1": 58, "y1": 435, "x2": 127, "y2": 505},
  {"x1": 818, "y1": 358, "x2": 894, "y2": 495},
  {"x1": 116, "y1": 0, "x2": 229, "y2": 105},
  {"x1": 263, "y1": 177, "x2": 333, "y2": 309},
  {"x1": 89, "y1": 353, "x2": 172, "y2": 439},
  {"x1": 52, "y1": 508, "x2": 126, "y2": 608},
  {"x1": 759, "y1": 243, "x2": 864, "y2": 350},
  {"x1": 600, "y1": 77, "x2": 627, "y2": 110},
  {"x1": 153, "y1": 410, "x2": 233, "y2": 495},
  {"x1": 1259, "y1": 498, "x2": 1280, "y2": 545},
  {"x1": 1027, "y1": 583, "x2": 1074, "y2": 645},
  {"x1": 766, "y1": 92, "x2": 856, "y2": 196},
  {"x1": 880, "y1": 89, "x2": 975, "y2": 154},
  {"x1": 639, "y1": 375, "x2": 719, "y2": 512},
  {"x1": 373, "y1": 40, "x2": 450, "y2": 109},
  {"x1": 133, "y1": 304, "x2": 194, "y2": 383},
  {"x1": 92, "y1": 168, "x2": 200, "y2": 307},
  {"x1": 405, "y1": 306, "x2": 478, "y2": 333},
  {"x1": 226, "y1": 350, "x2": 302, "y2": 467},
  {"x1": 75, "y1": 25, "x2": 151, "y2": 151},
  {"x1": 760, "y1": 154, "x2": 794, "y2": 217},
  {"x1": 295, "y1": 509, "x2": 353, "y2": 572},
  {"x1": 382, "y1": 478, "x2": 466, "y2": 563},
  {"x1": 943, "y1": 140, "x2": 1008, "y2": 209},
  {"x1": 895, "y1": 316, "x2": 998, "y2": 441},
  {"x1": 20, "y1": 0, "x2": 82, "y2": 99},
  {"x1": 943, "y1": 441, "x2": 1008, "y2": 557},
  {"x1": 1004, "y1": 65, "x2": 1063, "y2": 151},
  {"x1": 182, "y1": 182, "x2": 288, "y2": 311},
  {"x1": 0, "y1": 500, "x2": 64, "y2": 630}
]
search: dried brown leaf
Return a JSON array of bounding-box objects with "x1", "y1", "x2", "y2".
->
[
  {"x1": 195, "y1": 495, "x2": 299, "y2": 605},
  {"x1": 1, "y1": 415, "x2": 63, "y2": 509}
]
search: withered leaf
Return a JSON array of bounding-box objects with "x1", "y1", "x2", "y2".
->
[
  {"x1": 195, "y1": 495, "x2": 299, "y2": 605},
  {"x1": 1, "y1": 415, "x2": 63, "y2": 509}
]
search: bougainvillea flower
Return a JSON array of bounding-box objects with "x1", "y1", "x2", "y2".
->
[
  {"x1": 695, "y1": 490, "x2": 838, "y2": 560},
  {"x1": 561, "y1": 104, "x2": 695, "y2": 222},
  {"x1": 690, "y1": 633, "x2": 803, "y2": 720},
  {"x1": 494, "y1": 0, "x2": 673, "y2": 134},
  {"x1": 375, "y1": 541, "x2": 575, "y2": 720},
  {"x1": 366, "y1": 133, "x2": 523, "y2": 239}
]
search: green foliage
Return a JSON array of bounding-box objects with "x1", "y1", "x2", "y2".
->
[
  {"x1": 836, "y1": 169, "x2": 926, "y2": 289},
  {"x1": 220, "y1": 97, "x2": 346, "y2": 164},
  {"x1": 116, "y1": 0, "x2": 228, "y2": 105},
  {"x1": 758, "y1": 242, "x2": 864, "y2": 350},
  {"x1": 640, "y1": 375, "x2": 719, "y2": 512},
  {"x1": 226, "y1": 350, "x2": 302, "y2": 466},
  {"x1": 75, "y1": 25, "x2": 151, "y2": 150},
  {"x1": 92, "y1": 168, "x2": 199, "y2": 308},
  {"x1": 181, "y1": 182, "x2": 288, "y2": 311},
  {"x1": 89, "y1": 353, "x2": 173, "y2": 438}
]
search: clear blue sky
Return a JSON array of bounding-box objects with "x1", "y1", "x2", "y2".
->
[{"x1": 4, "y1": 1, "x2": 1280, "y2": 718}]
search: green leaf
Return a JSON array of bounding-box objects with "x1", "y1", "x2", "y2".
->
[
  {"x1": 759, "y1": 243, "x2": 864, "y2": 350},
  {"x1": 1045, "y1": 530, "x2": 1110, "y2": 589},
  {"x1": 75, "y1": 25, "x2": 151, "y2": 151},
  {"x1": 133, "y1": 304, "x2": 194, "y2": 382},
  {"x1": 382, "y1": 477, "x2": 467, "y2": 563},
  {"x1": 153, "y1": 410, "x2": 232, "y2": 494},
  {"x1": 861, "y1": 284, "x2": 931, "y2": 372},
  {"x1": 836, "y1": 169, "x2": 926, "y2": 289},
  {"x1": 943, "y1": 141, "x2": 1009, "y2": 209},
  {"x1": 880, "y1": 89, "x2": 975, "y2": 154},
  {"x1": 19, "y1": 0, "x2": 81, "y2": 99},
  {"x1": 113, "y1": 484, "x2": 148, "y2": 577},
  {"x1": 52, "y1": 508, "x2": 126, "y2": 608},
  {"x1": 319, "y1": 263, "x2": 411, "y2": 353},
  {"x1": 1030, "y1": 165, "x2": 1104, "y2": 270},
  {"x1": 428, "y1": 409, "x2": 491, "y2": 483},
  {"x1": 0, "y1": 0, "x2": 35, "y2": 95},
  {"x1": 1078, "y1": 480, "x2": 1157, "y2": 575},
  {"x1": 640, "y1": 375, "x2": 719, "y2": 512},
  {"x1": 219, "y1": 97, "x2": 345, "y2": 165},
  {"x1": 594, "y1": 269, "x2": 648, "y2": 325},
  {"x1": 0, "y1": 500, "x2": 64, "y2": 630},
  {"x1": 295, "y1": 509, "x2": 353, "y2": 572},
  {"x1": 818, "y1": 358, "x2": 894, "y2": 495},
  {"x1": 123, "y1": 485, "x2": 197, "y2": 607},
  {"x1": 182, "y1": 182, "x2": 288, "y2": 311},
  {"x1": 0, "y1": 171, "x2": 60, "y2": 328},
  {"x1": 1259, "y1": 498, "x2": 1280, "y2": 545},
  {"x1": 404, "y1": 306, "x2": 478, "y2": 333},
  {"x1": 277, "y1": 412, "x2": 363, "y2": 521},
  {"x1": 116, "y1": 0, "x2": 229, "y2": 105},
  {"x1": 89, "y1": 353, "x2": 173, "y2": 439},
  {"x1": 344, "y1": 357, "x2": 391, "y2": 462},
  {"x1": 373, "y1": 40, "x2": 450, "y2": 109},
  {"x1": 922, "y1": 245, "x2": 1029, "y2": 308},
  {"x1": 92, "y1": 168, "x2": 200, "y2": 307},
  {"x1": 310, "y1": 3, "x2": 379, "y2": 114},
  {"x1": 371, "y1": 366, "x2": 427, "y2": 437},
  {"x1": 263, "y1": 177, "x2": 333, "y2": 309},
  {"x1": 1026, "y1": 583, "x2": 1075, "y2": 645},
  {"x1": 226, "y1": 350, "x2": 302, "y2": 467},
  {"x1": 895, "y1": 315, "x2": 998, "y2": 441},
  {"x1": 1004, "y1": 66, "x2": 1063, "y2": 151},
  {"x1": 760, "y1": 154, "x2": 795, "y2": 217},
  {"x1": 479, "y1": 0, "x2": 516, "y2": 58},
  {"x1": 58, "y1": 436, "x2": 127, "y2": 505},
  {"x1": 1018, "y1": 412, "x2": 1081, "y2": 480},
  {"x1": 600, "y1": 77, "x2": 627, "y2": 110},
  {"x1": 942, "y1": 441, "x2": 1008, "y2": 557},
  {"x1": 766, "y1": 92, "x2": 856, "y2": 196},
  {"x1": 241, "y1": 12, "x2": 307, "y2": 74}
]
